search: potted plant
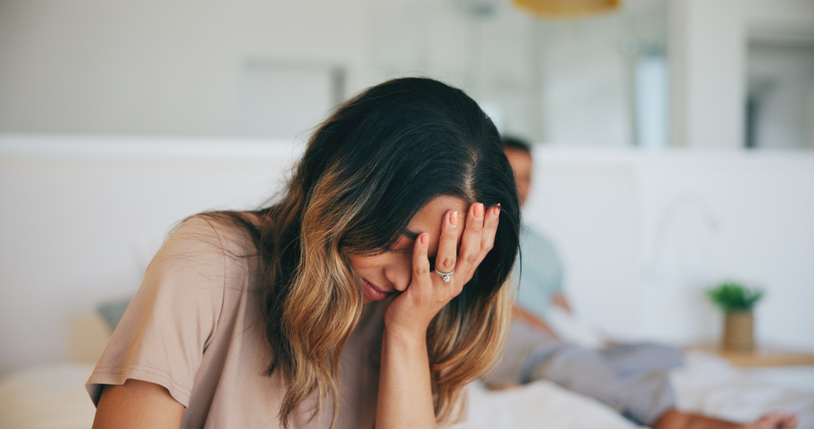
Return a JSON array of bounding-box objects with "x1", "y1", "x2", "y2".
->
[{"x1": 706, "y1": 282, "x2": 764, "y2": 351}]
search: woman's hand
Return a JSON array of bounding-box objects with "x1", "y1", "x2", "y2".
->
[
  {"x1": 384, "y1": 202, "x2": 501, "y2": 338},
  {"x1": 377, "y1": 201, "x2": 500, "y2": 428}
]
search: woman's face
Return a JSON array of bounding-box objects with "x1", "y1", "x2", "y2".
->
[{"x1": 348, "y1": 195, "x2": 469, "y2": 304}]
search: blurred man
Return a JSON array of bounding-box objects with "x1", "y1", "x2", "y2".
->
[{"x1": 487, "y1": 137, "x2": 797, "y2": 429}]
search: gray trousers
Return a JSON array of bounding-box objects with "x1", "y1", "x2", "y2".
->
[{"x1": 483, "y1": 321, "x2": 684, "y2": 425}]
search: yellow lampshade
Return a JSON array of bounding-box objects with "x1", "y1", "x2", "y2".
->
[{"x1": 514, "y1": 0, "x2": 622, "y2": 18}]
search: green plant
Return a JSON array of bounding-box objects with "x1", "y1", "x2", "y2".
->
[{"x1": 706, "y1": 282, "x2": 764, "y2": 312}]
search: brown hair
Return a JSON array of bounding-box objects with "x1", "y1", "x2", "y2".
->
[{"x1": 209, "y1": 77, "x2": 520, "y2": 427}]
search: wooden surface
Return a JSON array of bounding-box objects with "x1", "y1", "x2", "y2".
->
[{"x1": 691, "y1": 344, "x2": 814, "y2": 367}]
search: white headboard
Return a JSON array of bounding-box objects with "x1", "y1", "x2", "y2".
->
[
  {"x1": 2, "y1": 134, "x2": 814, "y2": 376},
  {"x1": 0, "y1": 134, "x2": 303, "y2": 375}
]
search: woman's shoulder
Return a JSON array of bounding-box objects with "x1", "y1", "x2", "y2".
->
[
  {"x1": 143, "y1": 212, "x2": 263, "y2": 296},
  {"x1": 86, "y1": 212, "x2": 265, "y2": 409},
  {"x1": 168, "y1": 212, "x2": 261, "y2": 259}
]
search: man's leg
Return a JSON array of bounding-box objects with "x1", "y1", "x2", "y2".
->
[
  {"x1": 526, "y1": 337, "x2": 676, "y2": 425},
  {"x1": 488, "y1": 320, "x2": 797, "y2": 429},
  {"x1": 481, "y1": 320, "x2": 563, "y2": 388},
  {"x1": 601, "y1": 342, "x2": 684, "y2": 376}
]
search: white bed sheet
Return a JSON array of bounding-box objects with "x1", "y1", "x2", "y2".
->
[
  {"x1": 466, "y1": 380, "x2": 640, "y2": 428},
  {"x1": 671, "y1": 351, "x2": 814, "y2": 428},
  {"x1": 465, "y1": 351, "x2": 814, "y2": 428},
  {"x1": 0, "y1": 363, "x2": 96, "y2": 429},
  {"x1": 1, "y1": 354, "x2": 812, "y2": 429}
]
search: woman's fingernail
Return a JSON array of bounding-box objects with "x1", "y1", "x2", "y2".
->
[
  {"x1": 473, "y1": 203, "x2": 484, "y2": 219},
  {"x1": 419, "y1": 233, "x2": 429, "y2": 245},
  {"x1": 493, "y1": 204, "x2": 501, "y2": 216},
  {"x1": 450, "y1": 210, "x2": 458, "y2": 227}
]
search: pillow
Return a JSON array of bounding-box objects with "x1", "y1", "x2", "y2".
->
[{"x1": 96, "y1": 296, "x2": 133, "y2": 332}]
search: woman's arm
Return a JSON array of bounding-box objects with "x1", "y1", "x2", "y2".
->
[
  {"x1": 377, "y1": 325, "x2": 436, "y2": 428},
  {"x1": 377, "y1": 202, "x2": 500, "y2": 428},
  {"x1": 92, "y1": 380, "x2": 184, "y2": 429}
]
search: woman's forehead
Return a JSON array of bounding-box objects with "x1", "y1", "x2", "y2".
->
[
  {"x1": 408, "y1": 196, "x2": 468, "y2": 228},
  {"x1": 403, "y1": 196, "x2": 468, "y2": 253}
]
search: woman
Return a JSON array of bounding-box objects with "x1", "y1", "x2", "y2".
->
[{"x1": 87, "y1": 77, "x2": 521, "y2": 428}]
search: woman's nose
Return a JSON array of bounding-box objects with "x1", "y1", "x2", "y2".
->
[{"x1": 384, "y1": 254, "x2": 412, "y2": 292}]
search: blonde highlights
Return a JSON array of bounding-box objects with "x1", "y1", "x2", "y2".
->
[
  {"x1": 428, "y1": 278, "x2": 514, "y2": 424},
  {"x1": 269, "y1": 165, "x2": 374, "y2": 427}
]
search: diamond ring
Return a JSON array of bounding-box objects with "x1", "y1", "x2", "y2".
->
[{"x1": 435, "y1": 268, "x2": 454, "y2": 282}]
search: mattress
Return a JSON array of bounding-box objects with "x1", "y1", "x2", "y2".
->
[{"x1": 1, "y1": 353, "x2": 812, "y2": 429}]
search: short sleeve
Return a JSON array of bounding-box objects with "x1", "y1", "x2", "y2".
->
[
  {"x1": 514, "y1": 227, "x2": 564, "y2": 319},
  {"x1": 86, "y1": 216, "x2": 228, "y2": 407}
]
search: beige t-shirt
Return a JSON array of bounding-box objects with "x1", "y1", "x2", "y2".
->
[{"x1": 86, "y1": 216, "x2": 391, "y2": 428}]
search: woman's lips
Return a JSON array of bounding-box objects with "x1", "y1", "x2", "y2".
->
[{"x1": 361, "y1": 278, "x2": 392, "y2": 301}]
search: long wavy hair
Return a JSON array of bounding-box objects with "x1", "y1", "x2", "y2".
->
[{"x1": 211, "y1": 78, "x2": 520, "y2": 427}]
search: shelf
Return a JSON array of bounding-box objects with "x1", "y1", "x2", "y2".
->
[{"x1": 690, "y1": 344, "x2": 814, "y2": 367}]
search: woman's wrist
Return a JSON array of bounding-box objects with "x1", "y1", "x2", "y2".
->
[
  {"x1": 383, "y1": 323, "x2": 428, "y2": 349},
  {"x1": 378, "y1": 320, "x2": 436, "y2": 429}
]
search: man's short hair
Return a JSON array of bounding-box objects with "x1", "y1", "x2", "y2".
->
[{"x1": 502, "y1": 136, "x2": 532, "y2": 154}]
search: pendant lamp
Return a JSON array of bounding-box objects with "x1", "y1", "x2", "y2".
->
[{"x1": 514, "y1": 0, "x2": 622, "y2": 18}]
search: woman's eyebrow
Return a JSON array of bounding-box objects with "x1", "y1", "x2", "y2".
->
[{"x1": 403, "y1": 230, "x2": 419, "y2": 240}]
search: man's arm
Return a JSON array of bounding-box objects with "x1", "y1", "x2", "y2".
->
[
  {"x1": 513, "y1": 291, "x2": 572, "y2": 338},
  {"x1": 550, "y1": 293, "x2": 571, "y2": 313},
  {"x1": 512, "y1": 305, "x2": 558, "y2": 338}
]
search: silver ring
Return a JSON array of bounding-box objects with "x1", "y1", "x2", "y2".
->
[{"x1": 435, "y1": 268, "x2": 454, "y2": 282}]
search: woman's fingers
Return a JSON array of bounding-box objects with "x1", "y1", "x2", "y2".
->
[
  {"x1": 411, "y1": 203, "x2": 498, "y2": 295},
  {"x1": 433, "y1": 210, "x2": 459, "y2": 277},
  {"x1": 480, "y1": 204, "x2": 500, "y2": 257},
  {"x1": 387, "y1": 202, "x2": 498, "y2": 337},
  {"x1": 457, "y1": 203, "x2": 499, "y2": 281},
  {"x1": 457, "y1": 203, "x2": 485, "y2": 276},
  {"x1": 411, "y1": 232, "x2": 432, "y2": 291}
]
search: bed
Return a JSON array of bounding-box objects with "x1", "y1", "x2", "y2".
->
[{"x1": 1, "y1": 316, "x2": 812, "y2": 429}]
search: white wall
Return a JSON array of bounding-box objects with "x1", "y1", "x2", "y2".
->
[
  {"x1": 369, "y1": 0, "x2": 667, "y2": 146},
  {"x1": 669, "y1": 0, "x2": 745, "y2": 149},
  {"x1": 537, "y1": 18, "x2": 634, "y2": 147},
  {"x1": 0, "y1": 0, "x2": 370, "y2": 136},
  {"x1": 4, "y1": 0, "x2": 814, "y2": 148},
  {"x1": 669, "y1": 0, "x2": 814, "y2": 149},
  {"x1": 0, "y1": 0, "x2": 665, "y2": 146},
  {"x1": 635, "y1": 154, "x2": 814, "y2": 347},
  {"x1": 524, "y1": 147, "x2": 814, "y2": 349}
]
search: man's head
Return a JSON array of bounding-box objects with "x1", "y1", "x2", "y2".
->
[{"x1": 502, "y1": 137, "x2": 533, "y2": 208}]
